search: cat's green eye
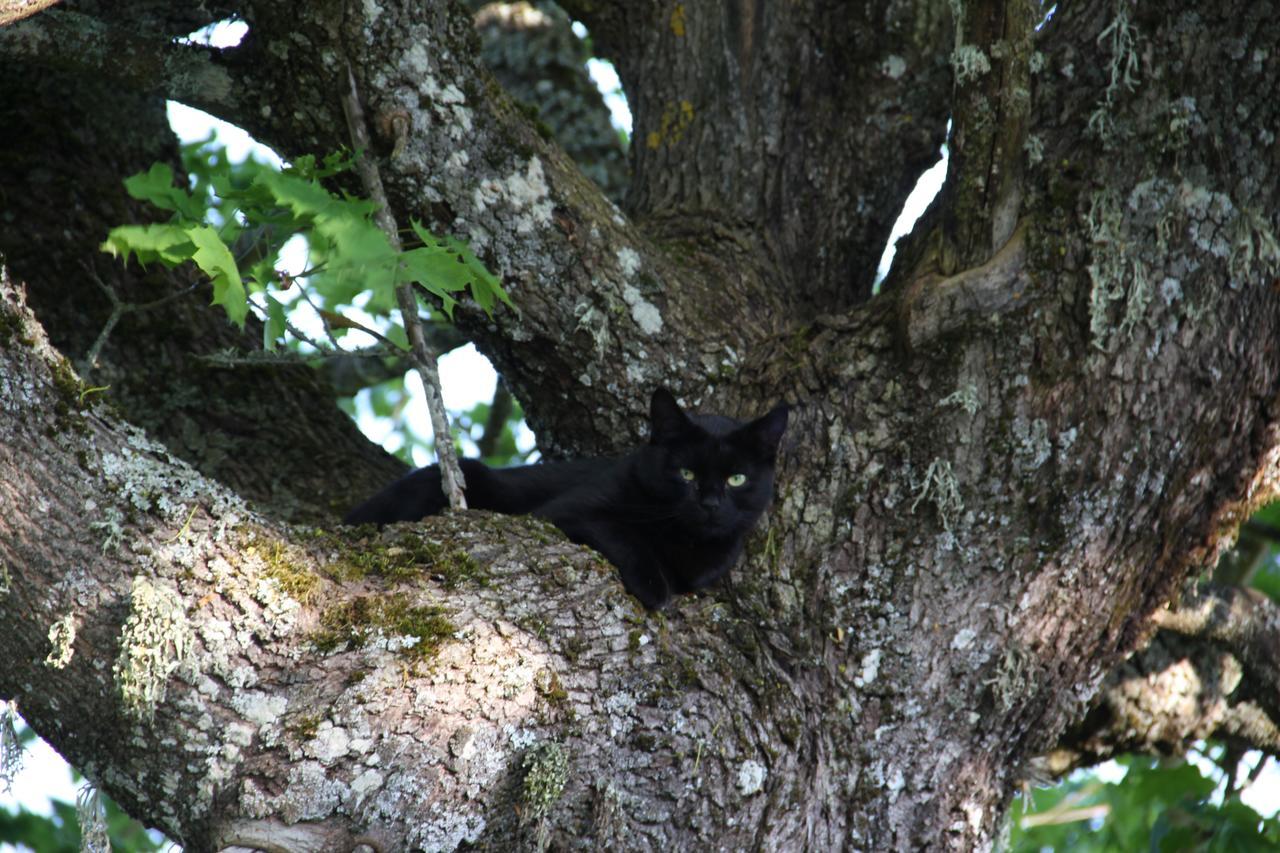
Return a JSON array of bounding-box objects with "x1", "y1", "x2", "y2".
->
[
  {"x1": 727, "y1": 473, "x2": 747, "y2": 487},
  {"x1": 679, "y1": 468, "x2": 697, "y2": 482}
]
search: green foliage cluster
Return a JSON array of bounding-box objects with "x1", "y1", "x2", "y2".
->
[
  {"x1": 100, "y1": 136, "x2": 510, "y2": 347},
  {"x1": 312, "y1": 593, "x2": 454, "y2": 663},
  {"x1": 1009, "y1": 755, "x2": 1280, "y2": 852},
  {"x1": 103, "y1": 135, "x2": 535, "y2": 468},
  {"x1": 0, "y1": 797, "x2": 164, "y2": 853}
]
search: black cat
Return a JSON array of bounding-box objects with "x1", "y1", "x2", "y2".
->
[{"x1": 343, "y1": 389, "x2": 789, "y2": 609}]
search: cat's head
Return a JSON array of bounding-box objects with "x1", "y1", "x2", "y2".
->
[{"x1": 641, "y1": 389, "x2": 789, "y2": 538}]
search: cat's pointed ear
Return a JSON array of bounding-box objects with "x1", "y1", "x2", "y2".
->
[
  {"x1": 737, "y1": 402, "x2": 790, "y2": 460},
  {"x1": 649, "y1": 388, "x2": 693, "y2": 444}
]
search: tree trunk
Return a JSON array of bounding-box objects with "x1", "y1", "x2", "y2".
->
[{"x1": 2, "y1": 0, "x2": 1280, "y2": 850}]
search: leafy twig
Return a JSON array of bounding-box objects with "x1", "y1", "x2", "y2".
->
[
  {"x1": 82, "y1": 262, "x2": 202, "y2": 378},
  {"x1": 198, "y1": 343, "x2": 400, "y2": 367},
  {"x1": 293, "y1": 279, "x2": 343, "y2": 348},
  {"x1": 314, "y1": 308, "x2": 404, "y2": 351},
  {"x1": 340, "y1": 62, "x2": 467, "y2": 509},
  {"x1": 237, "y1": 285, "x2": 331, "y2": 353}
]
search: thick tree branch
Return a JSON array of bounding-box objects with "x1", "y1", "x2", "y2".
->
[
  {"x1": 1153, "y1": 584, "x2": 1280, "y2": 725},
  {"x1": 1044, "y1": 630, "x2": 1280, "y2": 779},
  {"x1": 0, "y1": 0, "x2": 59, "y2": 27},
  {"x1": 7, "y1": 0, "x2": 1280, "y2": 848},
  {"x1": 938, "y1": 0, "x2": 1035, "y2": 270},
  {"x1": 0, "y1": 271, "x2": 807, "y2": 850},
  {"x1": 0, "y1": 8, "x2": 246, "y2": 112}
]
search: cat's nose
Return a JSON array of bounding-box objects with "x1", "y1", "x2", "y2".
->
[{"x1": 699, "y1": 495, "x2": 721, "y2": 511}]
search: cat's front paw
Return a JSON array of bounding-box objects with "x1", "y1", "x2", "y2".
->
[{"x1": 619, "y1": 566, "x2": 670, "y2": 611}]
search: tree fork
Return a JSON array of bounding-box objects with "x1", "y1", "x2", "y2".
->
[{"x1": 2, "y1": 0, "x2": 1280, "y2": 849}]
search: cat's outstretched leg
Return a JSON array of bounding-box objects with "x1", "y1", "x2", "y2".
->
[
  {"x1": 343, "y1": 466, "x2": 448, "y2": 524},
  {"x1": 344, "y1": 459, "x2": 500, "y2": 525}
]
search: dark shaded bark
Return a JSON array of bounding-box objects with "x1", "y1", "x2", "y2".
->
[
  {"x1": 562, "y1": 0, "x2": 954, "y2": 310},
  {"x1": 3, "y1": 0, "x2": 1280, "y2": 850}
]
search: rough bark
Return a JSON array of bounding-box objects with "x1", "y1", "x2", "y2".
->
[{"x1": 3, "y1": 0, "x2": 1280, "y2": 851}]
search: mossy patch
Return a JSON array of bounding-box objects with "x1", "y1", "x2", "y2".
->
[
  {"x1": 676, "y1": 656, "x2": 701, "y2": 689},
  {"x1": 559, "y1": 633, "x2": 588, "y2": 664},
  {"x1": 288, "y1": 712, "x2": 322, "y2": 741},
  {"x1": 430, "y1": 545, "x2": 486, "y2": 589},
  {"x1": 257, "y1": 541, "x2": 321, "y2": 604},
  {"x1": 312, "y1": 593, "x2": 454, "y2": 663},
  {"x1": 327, "y1": 529, "x2": 488, "y2": 589},
  {"x1": 0, "y1": 306, "x2": 33, "y2": 348},
  {"x1": 47, "y1": 355, "x2": 92, "y2": 437}
]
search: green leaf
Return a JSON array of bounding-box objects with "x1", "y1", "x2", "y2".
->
[
  {"x1": 100, "y1": 224, "x2": 195, "y2": 267},
  {"x1": 439, "y1": 232, "x2": 510, "y2": 307},
  {"x1": 122, "y1": 162, "x2": 206, "y2": 221},
  {"x1": 287, "y1": 149, "x2": 357, "y2": 181},
  {"x1": 257, "y1": 169, "x2": 376, "y2": 223},
  {"x1": 254, "y1": 169, "x2": 401, "y2": 311},
  {"x1": 185, "y1": 225, "x2": 248, "y2": 328},
  {"x1": 263, "y1": 295, "x2": 287, "y2": 351},
  {"x1": 318, "y1": 213, "x2": 398, "y2": 301},
  {"x1": 400, "y1": 247, "x2": 471, "y2": 290},
  {"x1": 383, "y1": 322, "x2": 409, "y2": 350},
  {"x1": 467, "y1": 259, "x2": 511, "y2": 315},
  {"x1": 407, "y1": 220, "x2": 511, "y2": 317},
  {"x1": 435, "y1": 292, "x2": 459, "y2": 319}
]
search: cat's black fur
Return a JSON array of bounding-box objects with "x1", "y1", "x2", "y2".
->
[{"x1": 343, "y1": 389, "x2": 789, "y2": 609}]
